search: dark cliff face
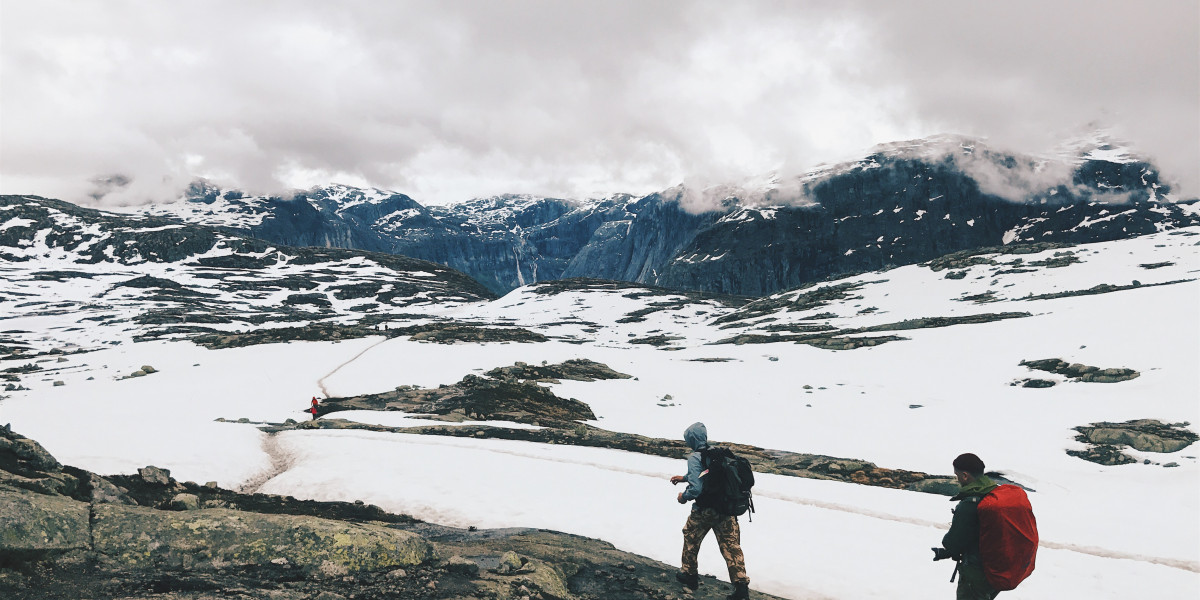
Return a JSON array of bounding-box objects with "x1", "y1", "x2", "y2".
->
[
  {"x1": 251, "y1": 196, "x2": 379, "y2": 250},
  {"x1": 249, "y1": 187, "x2": 435, "y2": 252},
  {"x1": 359, "y1": 193, "x2": 725, "y2": 295},
  {"x1": 561, "y1": 192, "x2": 730, "y2": 283},
  {"x1": 655, "y1": 150, "x2": 1196, "y2": 295},
  {"x1": 390, "y1": 196, "x2": 581, "y2": 293},
  {"x1": 121, "y1": 136, "x2": 1200, "y2": 298}
]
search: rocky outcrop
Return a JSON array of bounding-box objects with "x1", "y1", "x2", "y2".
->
[
  {"x1": 1012, "y1": 378, "x2": 1057, "y2": 388},
  {"x1": 1068, "y1": 419, "x2": 1198, "y2": 465},
  {"x1": 91, "y1": 504, "x2": 434, "y2": 572},
  {"x1": 1020, "y1": 358, "x2": 1140, "y2": 383},
  {"x1": 858, "y1": 312, "x2": 1032, "y2": 332},
  {"x1": 0, "y1": 426, "x2": 789, "y2": 600},
  {"x1": 484, "y1": 359, "x2": 633, "y2": 383},
  {"x1": 191, "y1": 319, "x2": 548, "y2": 350},
  {"x1": 714, "y1": 281, "x2": 871, "y2": 326},
  {"x1": 192, "y1": 321, "x2": 389, "y2": 349},
  {"x1": 1074, "y1": 420, "x2": 1198, "y2": 453},
  {"x1": 715, "y1": 331, "x2": 905, "y2": 350},
  {"x1": 320, "y1": 371, "x2": 597, "y2": 425},
  {"x1": 713, "y1": 310, "x2": 1033, "y2": 350},
  {"x1": 298, "y1": 359, "x2": 959, "y2": 494},
  {"x1": 393, "y1": 322, "x2": 550, "y2": 344},
  {"x1": 0, "y1": 487, "x2": 90, "y2": 561},
  {"x1": 0, "y1": 428, "x2": 61, "y2": 474},
  {"x1": 1019, "y1": 279, "x2": 1193, "y2": 301},
  {"x1": 0, "y1": 426, "x2": 433, "y2": 576}
]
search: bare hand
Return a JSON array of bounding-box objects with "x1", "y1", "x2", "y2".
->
[
  {"x1": 670, "y1": 475, "x2": 686, "y2": 485},
  {"x1": 677, "y1": 492, "x2": 685, "y2": 504}
]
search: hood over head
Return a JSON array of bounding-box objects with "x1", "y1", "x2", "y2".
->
[{"x1": 683, "y1": 422, "x2": 708, "y2": 451}]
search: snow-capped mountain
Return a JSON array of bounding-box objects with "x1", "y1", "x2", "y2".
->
[
  {"x1": 0, "y1": 195, "x2": 494, "y2": 355},
  {"x1": 127, "y1": 187, "x2": 718, "y2": 295},
  {"x1": 112, "y1": 134, "x2": 1199, "y2": 297},
  {"x1": 655, "y1": 135, "x2": 1198, "y2": 294}
]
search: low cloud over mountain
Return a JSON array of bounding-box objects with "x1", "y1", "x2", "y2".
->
[{"x1": 2, "y1": 2, "x2": 1196, "y2": 206}]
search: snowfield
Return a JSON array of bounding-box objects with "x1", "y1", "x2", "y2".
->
[{"x1": 2, "y1": 227, "x2": 1198, "y2": 599}]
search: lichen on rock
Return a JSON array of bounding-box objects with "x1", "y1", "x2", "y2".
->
[
  {"x1": 0, "y1": 488, "x2": 90, "y2": 560},
  {"x1": 91, "y1": 504, "x2": 435, "y2": 572}
]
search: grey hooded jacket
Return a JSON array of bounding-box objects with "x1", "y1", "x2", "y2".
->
[{"x1": 680, "y1": 422, "x2": 710, "y2": 504}]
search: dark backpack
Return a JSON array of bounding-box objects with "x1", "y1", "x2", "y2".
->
[
  {"x1": 977, "y1": 484, "x2": 1038, "y2": 591},
  {"x1": 699, "y1": 447, "x2": 755, "y2": 519}
]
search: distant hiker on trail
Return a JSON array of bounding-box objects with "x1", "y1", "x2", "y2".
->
[
  {"x1": 932, "y1": 452, "x2": 1039, "y2": 599},
  {"x1": 670, "y1": 422, "x2": 751, "y2": 600},
  {"x1": 308, "y1": 397, "x2": 319, "y2": 421}
]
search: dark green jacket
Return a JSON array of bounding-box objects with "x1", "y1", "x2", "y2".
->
[{"x1": 941, "y1": 475, "x2": 999, "y2": 561}]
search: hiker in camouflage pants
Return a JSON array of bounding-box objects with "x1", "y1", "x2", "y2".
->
[
  {"x1": 671, "y1": 422, "x2": 750, "y2": 600},
  {"x1": 681, "y1": 506, "x2": 749, "y2": 584}
]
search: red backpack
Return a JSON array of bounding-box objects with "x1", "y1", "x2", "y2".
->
[{"x1": 977, "y1": 484, "x2": 1038, "y2": 591}]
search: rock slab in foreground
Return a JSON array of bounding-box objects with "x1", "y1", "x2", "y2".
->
[
  {"x1": 2, "y1": 424, "x2": 790, "y2": 599},
  {"x1": 0, "y1": 487, "x2": 90, "y2": 559},
  {"x1": 92, "y1": 504, "x2": 435, "y2": 572}
]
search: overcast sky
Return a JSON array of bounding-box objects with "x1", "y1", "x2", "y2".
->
[{"x1": 1, "y1": 0, "x2": 1197, "y2": 206}]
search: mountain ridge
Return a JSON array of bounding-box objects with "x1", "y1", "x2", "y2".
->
[{"x1": 69, "y1": 133, "x2": 1200, "y2": 296}]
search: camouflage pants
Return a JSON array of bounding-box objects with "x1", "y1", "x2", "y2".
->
[
  {"x1": 681, "y1": 507, "x2": 749, "y2": 584},
  {"x1": 956, "y1": 564, "x2": 1000, "y2": 600}
]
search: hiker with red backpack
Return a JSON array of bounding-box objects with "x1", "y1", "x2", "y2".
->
[
  {"x1": 308, "y1": 397, "x2": 319, "y2": 421},
  {"x1": 933, "y1": 453, "x2": 1038, "y2": 599},
  {"x1": 670, "y1": 422, "x2": 753, "y2": 600}
]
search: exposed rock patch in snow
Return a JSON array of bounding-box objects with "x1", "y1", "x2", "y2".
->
[{"x1": 1069, "y1": 420, "x2": 1199, "y2": 466}]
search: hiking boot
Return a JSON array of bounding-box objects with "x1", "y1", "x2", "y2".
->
[
  {"x1": 726, "y1": 581, "x2": 750, "y2": 600},
  {"x1": 675, "y1": 571, "x2": 699, "y2": 590}
]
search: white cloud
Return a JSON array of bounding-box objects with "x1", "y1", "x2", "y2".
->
[{"x1": 0, "y1": 0, "x2": 1195, "y2": 206}]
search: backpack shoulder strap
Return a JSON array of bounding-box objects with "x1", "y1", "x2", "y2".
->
[{"x1": 699, "y1": 446, "x2": 728, "y2": 469}]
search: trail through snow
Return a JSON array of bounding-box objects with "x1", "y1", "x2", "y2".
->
[
  {"x1": 316, "y1": 336, "x2": 391, "y2": 398},
  {"x1": 241, "y1": 336, "x2": 394, "y2": 493},
  {"x1": 237, "y1": 432, "x2": 293, "y2": 494}
]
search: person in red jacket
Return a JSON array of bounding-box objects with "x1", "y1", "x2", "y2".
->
[
  {"x1": 309, "y1": 397, "x2": 319, "y2": 420},
  {"x1": 933, "y1": 453, "x2": 999, "y2": 599}
]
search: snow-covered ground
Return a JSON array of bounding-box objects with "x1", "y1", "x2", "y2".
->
[{"x1": 2, "y1": 228, "x2": 1198, "y2": 599}]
